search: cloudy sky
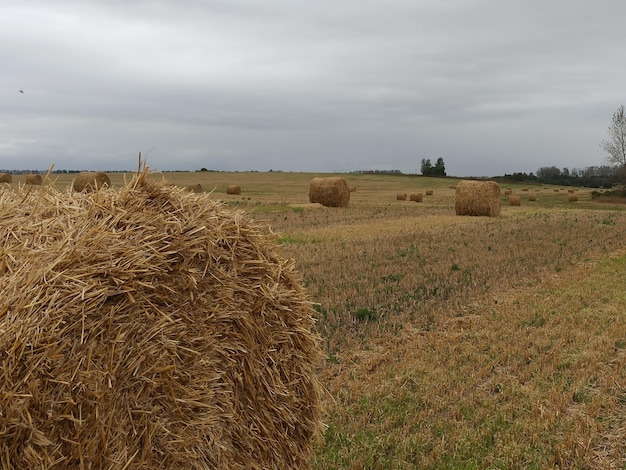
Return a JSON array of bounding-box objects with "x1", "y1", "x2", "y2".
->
[{"x1": 2, "y1": 0, "x2": 625, "y2": 176}]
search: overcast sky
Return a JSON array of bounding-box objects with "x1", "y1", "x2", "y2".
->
[{"x1": 2, "y1": 0, "x2": 625, "y2": 176}]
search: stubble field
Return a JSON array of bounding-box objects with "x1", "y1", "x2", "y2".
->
[{"x1": 19, "y1": 170, "x2": 626, "y2": 468}]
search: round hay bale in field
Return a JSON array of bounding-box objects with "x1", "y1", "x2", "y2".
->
[
  {"x1": 521, "y1": 188, "x2": 529, "y2": 192},
  {"x1": 0, "y1": 173, "x2": 12, "y2": 183},
  {"x1": 554, "y1": 189, "x2": 560, "y2": 192},
  {"x1": 568, "y1": 188, "x2": 576, "y2": 193},
  {"x1": 308, "y1": 177, "x2": 350, "y2": 207},
  {"x1": 409, "y1": 192, "x2": 423, "y2": 202},
  {"x1": 425, "y1": 189, "x2": 434, "y2": 196},
  {"x1": 396, "y1": 193, "x2": 407, "y2": 201},
  {"x1": 226, "y1": 184, "x2": 241, "y2": 195},
  {"x1": 455, "y1": 180, "x2": 501, "y2": 217},
  {"x1": 72, "y1": 171, "x2": 111, "y2": 192},
  {"x1": 186, "y1": 183, "x2": 203, "y2": 193},
  {"x1": 0, "y1": 172, "x2": 323, "y2": 469},
  {"x1": 349, "y1": 186, "x2": 356, "y2": 192},
  {"x1": 528, "y1": 194, "x2": 537, "y2": 201},
  {"x1": 504, "y1": 189, "x2": 512, "y2": 195},
  {"x1": 509, "y1": 195, "x2": 521, "y2": 206},
  {"x1": 24, "y1": 173, "x2": 42, "y2": 185},
  {"x1": 568, "y1": 194, "x2": 578, "y2": 202}
]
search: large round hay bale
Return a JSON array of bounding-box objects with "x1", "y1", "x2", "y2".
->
[
  {"x1": 528, "y1": 194, "x2": 537, "y2": 202},
  {"x1": 0, "y1": 173, "x2": 12, "y2": 183},
  {"x1": 509, "y1": 195, "x2": 521, "y2": 206},
  {"x1": 425, "y1": 189, "x2": 434, "y2": 196},
  {"x1": 186, "y1": 183, "x2": 203, "y2": 193},
  {"x1": 72, "y1": 171, "x2": 111, "y2": 192},
  {"x1": 226, "y1": 184, "x2": 241, "y2": 195},
  {"x1": 396, "y1": 193, "x2": 407, "y2": 201},
  {"x1": 568, "y1": 194, "x2": 578, "y2": 202},
  {"x1": 308, "y1": 177, "x2": 350, "y2": 207},
  {"x1": 0, "y1": 172, "x2": 322, "y2": 469},
  {"x1": 24, "y1": 173, "x2": 42, "y2": 185},
  {"x1": 409, "y1": 192, "x2": 423, "y2": 202},
  {"x1": 455, "y1": 180, "x2": 501, "y2": 217}
]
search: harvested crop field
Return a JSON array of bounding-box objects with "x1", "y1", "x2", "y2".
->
[{"x1": 3, "y1": 171, "x2": 626, "y2": 468}]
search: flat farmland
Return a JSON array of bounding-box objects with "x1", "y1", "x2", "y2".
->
[{"x1": 15, "y1": 171, "x2": 626, "y2": 468}]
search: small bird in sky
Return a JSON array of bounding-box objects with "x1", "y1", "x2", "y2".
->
[{"x1": 19, "y1": 89, "x2": 24, "y2": 94}]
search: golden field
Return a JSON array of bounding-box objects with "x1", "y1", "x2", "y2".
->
[{"x1": 8, "y1": 170, "x2": 626, "y2": 468}]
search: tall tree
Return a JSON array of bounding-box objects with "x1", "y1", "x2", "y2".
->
[
  {"x1": 433, "y1": 157, "x2": 446, "y2": 176},
  {"x1": 421, "y1": 158, "x2": 432, "y2": 176},
  {"x1": 601, "y1": 105, "x2": 626, "y2": 167}
]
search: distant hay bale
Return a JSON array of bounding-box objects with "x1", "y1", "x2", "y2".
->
[
  {"x1": 308, "y1": 177, "x2": 350, "y2": 207},
  {"x1": 0, "y1": 171, "x2": 322, "y2": 469},
  {"x1": 226, "y1": 184, "x2": 241, "y2": 195},
  {"x1": 72, "y1": 171, "x2": 111, "y2": 192},
  {"x1": 504, "y1": 189, "x2": 512, "y2": 195},
  {"x1": 24, "y1": 173, "x2": 42, "y2": 185},
  {"x1": 0, "y1": 173, "x2": 12, "y2": 183},
  {"x1": 396, "y1": 193, "x2": 407, "y2": 201},
  {"x1": 521, "y1": 188, "x2": 529, "y2": 192},
  {"x1": 528, "y1": 194, "x2": 537, "y2": 201},
  {"x1": 455, "y1": 180, "x2": 501, "y2": 217},
  {"x1": 409, "y1": 192, "x2": 423, "y2": 202},
  {"x1": 186, "y1": 183, "x2": 203, "y2": 193},
  {"x1": 349, "y1": 186, "x2": 356, "y2": 192},
  {"x1": 425, "y1": 189, "x2": 434, "y2": 196},
  {"x1": 568, "y1": 188, "x2": 575, "y2": 193},
  {"x1": 568, "y1": 194, "x2": 578, "y2": 202},
  {"x1": 449, "y1": 185, "x2": 457, "y2": 189},
  {"x1": 554, "y1": 189, "x2": 560, "y2": 192},
  {"x1": 509, "y1": 195, "x2": 521, "y2": 206}
]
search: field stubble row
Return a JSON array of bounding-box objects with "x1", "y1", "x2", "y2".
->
[{"x1": 268, "y1": 202, "x2": 626, "y2": 468}]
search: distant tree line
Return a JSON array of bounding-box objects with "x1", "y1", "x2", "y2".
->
[{"x1": 498, "y1": 165, "x2": 623, "y2": 188}]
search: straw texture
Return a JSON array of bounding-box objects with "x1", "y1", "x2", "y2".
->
[
  {"x1": 72, "y1": 171, "x2": 111, "y2": 192},
  {"x1": 308, "y1": 177, "x2": 350, "y2": 207},
  {"x1": 454, "y1": 180, "x2": 501, "y2": 217},
  {"x1": 0, "y1": 170, "x2": 323, "y2": 469},
  {"x1": 24, "y1": 174, "x2": 42, "y2": 185},
  {"x1": 508, "y1": 195, "x2": 521, "y2": 206},
  {"x1": 186, "y1": 183, "x2": 203, "y2": 193}
]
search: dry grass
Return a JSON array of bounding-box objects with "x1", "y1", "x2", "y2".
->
[
  {"x1": 455, "y1": 180, "x2": 501, "y2": 217},
  {"x1": 309, "y1": 177, "x2": 350, "y2": 207},
  {"x1": 24, "y1": 174, "x2": 42, "y2": 185},
  {"x1": 226, "y1": 184, "x2": 241, "y2": 195},
  {"x1": 509, "y1": 195, "x2": 521, "y2": 206},
  {"x1": 270, "y1": 206, "x2": 626, "y2": 469},
  {"x1": 72, "y1": 171, "x2": 110, "y2": 192},
  {"x1": 7, "y1": 171, "x2": 625, "y2": 468},
  {"x1": 0, "y1": 170, "x2": 322, "y2": 469}
]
